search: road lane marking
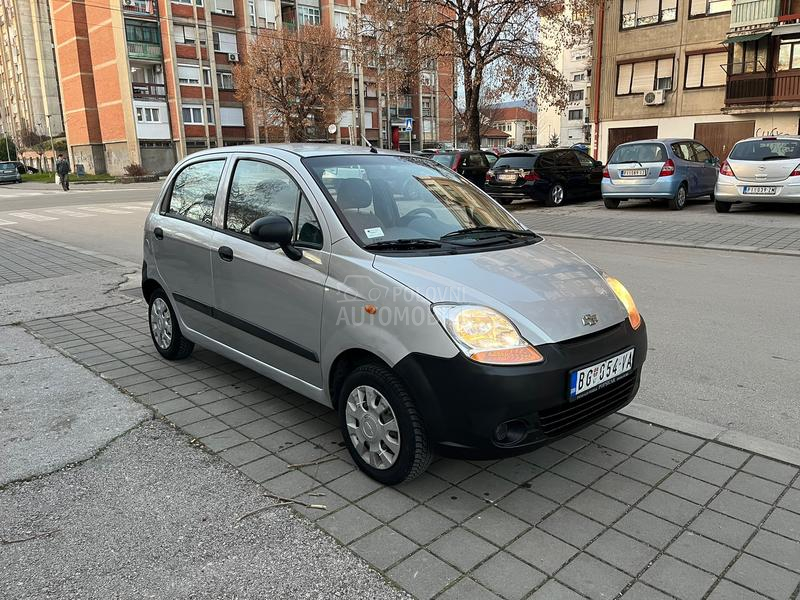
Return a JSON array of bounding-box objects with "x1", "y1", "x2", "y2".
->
[
  {"x1": 43, "y1": 208, "x2": 95, "y2": 218},
  {"x1": 77, "y1": 206, "x2": 132, "y2": 215},
  {"x1": 7, "y1": 211, "x2": 58, "y2": 221}
]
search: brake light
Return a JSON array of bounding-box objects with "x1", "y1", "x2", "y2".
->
[
  {"x1": 658, "y1": 159, "x2": 675, "y2": 177},
  {"x1": 719, "y1": 160, "x2": 735, "y2": 177},
  {"x1": 485, "y1": 169, "x2": 494, "y2": 181},
  {"x1": 791, "y1": 164, "x2": 800, "y2": 177},
  {"x1": 602, "y1": 166, "x2": 609, "y2": 178},
  {"x1": 523, "y1": 170, "x2": 540, "y2": 181}
]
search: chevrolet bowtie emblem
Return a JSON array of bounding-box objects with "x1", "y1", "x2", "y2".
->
[{"x1": 582, "y1": 314, "x2": 599, "y2": 327}]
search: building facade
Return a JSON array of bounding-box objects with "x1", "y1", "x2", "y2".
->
[
  {"x1": 537, "y1": 42, "x2": 592, "y2": 148},
  {"x1": 0, "y1": 0, "x2": 63, "y2": 145},
  {"x1": 46, "y1": 0, "x2": 454, "y2": 175},
  {"x1": 593, "y1": 0, "x2": 800, "y2": 162},
  {"x1": 490, "y1": 106, "x2": 536, "y2": 147}
]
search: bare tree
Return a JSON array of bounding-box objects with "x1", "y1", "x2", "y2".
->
[
  {"x1": 234, "y1": 26, "x2": 349, "y2": 142},
  {"x1": 378, "y1": 0, "x2": 595, "y2": 149}
]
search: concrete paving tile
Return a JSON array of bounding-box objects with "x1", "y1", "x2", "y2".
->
[
  {"x1": 614, "y1": 508, "x2": 681, "y2": 549},
  {"x1": 521, "y1": 446, "x2": 568, "y2": 469},
  {"x1": 261, "y1": 470, "x2": 317, "y2": 498},
  {"x1": 256, "y1": 429, "x2": 304, "y2": 453},
  {"x1": 217, "y1": 406, "x2": 261, "y2": 428},
  {"x1": 237, "y1": 454, "x2": 289, "y2": 484},
  {"x1": 427, "y1": 458, "x2": 482, "y2": 484},
  {"x1": 745, "y1": 529, "x2": 800, "y2": 572},
  {"x1": 666, "y1": 531, "x2": 737, "y2": 575},
  {"x1": 326, "y1": 469, "x2": 383, "y2": 501},
  {"x1": 697, "y1": 442, "x2": 750, "y2": 469},
  {"x1": 357, "y1": 487, "x2": 418, "y2": 522},
  {"x1": 708, "y1": 490, "x2": 771, "y2": 526},
  {"x1": 638, "y1": 489, "x2": 702, "y2": 526},
  {"x1": 507, "y1": 527, "x2": 578, "y2": 575},
  {"x1": 574, "y1": 444, "x2": 628, "y2": 470},
  {"x1": 596, "y1": 430, "x2": 648, "y2": 455},
  {"x1": 291, "y1": 487, "x2": 349, "y2": 521},
  {"x1": 634, "y1": 442, "x2": 689, "y2": 469},
  {"x1": 679, "y1": 456, "x2": 736, "y2": 487},
  {"x1": 388, "y1": 550, "x2": 459, "y2": 600},
  {"x1": 152, "y1": 397, "x2": 194, "y2": 415},
  {"x1": 236, "y1": 417, "x2": 281, "y2": 440},
  {"x1": 567, "y1": 488, "x2": 628, "y2": 525},
  {"x1": 689, "y1": 509, "x2": 757, "y2": 549},
  {"x1": 437, "y1": 578, "x2": 503, "y2": 600},
  {"x1": 556, "y1": 553, "x2": 632, "y2": 600},
  {"x1": 181, "y1": 417, "x2": 229, "y2": 439},
  {"x1": 349, "y1": 526, "x2": 418, "y2": 571},
  {"x1": 548, "y1": 435, "x2": 589, "y2": 455},
  {"x1": 496, "y1": 488, "x2": 558, "y2": 525},
  {"x1": 706, "y1": 580, "x2": 769, "y2": 600},
  {"x1": 549, "y1": 456, "x2": 606, "y2": 486},
  {"x1": 526, "y1": 471, "x2": 584, "y2": 503},
  {"x1": 658, "y1": 471, "x2": 718, "y2": 505},
  {"x1": 741, "y1": 455, "x2": 798, "y2": 485},
  {"x1": 428, "y1": 528, "x2": 498, "y2": 572},
  {"x1": 203, "y1": 397, "x2": 245, "y2": 416},
  {"x1": 458, "y1": 470, "x2": 518, "y2": 501},
  {"x1": 463, "y1": 506, "x2": 530, "y2": 547},
  {"x1": 586, "y1": 529, "x2": 657, "y2": 576},
  {"x1": 591, "y1": 471, "x2": 650, "y2": 505},
  {"x1": 394, "y1": 473, "x2": 450, "y2": 503},
  {"x1": 390, "y1": 505, "x2": 455, "y2": 545},
  {"x1": 726, "y1": 554, "x2": 800, "y2": 600},
  {"x1": 299, "y1": 456, "x2": 354, "y2": 485},
  {"x1": 538, "y1": 507, "x2": 605, "y2": 548},
  {"x1": 614, "y1": 456, "x2": 670, "y2": 485},
  {"x1": 613, "y1": 419, "x2": 664, "y2": 441},
  {"x1": 726, "y1": 471, "x2": 786, "y2": 504},
  {"x1": 763, "y1": 507, "x2": 800, "y2": 542},
  {"x1": 486, "y1": 457, "x2": 543, "y2": 484},
  {"x1": 620, "y1": 582, "x2": 674, "y2": 600},
  {"x1": 218, "y1": 442, "x2": 269, "y2": 468},
  {"x1": 472, "y1": 551, "x2": 546, "y2": 600},
  {"x1": 426, "y1": 488, "x2": 486, "y2": 523},
  {"x1": 168, "y1": 406, "x2": 211, "y2": 427},
  {"x1": 641, "y1": 555, "x2": 716, "y2": 600},
  {"x1": 317, "y1": 505, "x2": 381, "y2": 545},
  {"x1": 200, "y1": 429, "x2": 249, "y2": 452}
]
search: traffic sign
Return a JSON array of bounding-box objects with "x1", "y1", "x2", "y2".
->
[{"x1": 404, "y1": 117, "x2": 413, "y2": 132}]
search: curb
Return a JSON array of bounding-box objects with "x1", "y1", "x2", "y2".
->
[
  {"x1": 537, "y1": 230, "x2": 800, "y2": 258},
  {"x1": 6, "y1": 227, "x2": 139, "y2": 269},
  {"x1": 621, "y1": 402, "x2": 800, "y2": 466}
]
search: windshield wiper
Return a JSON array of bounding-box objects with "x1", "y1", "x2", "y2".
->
[
  {"x1": 363, "y1": 238, "x2": 443, "y2": 250},
  {"x1": 761, "y1": 155, "x2": 789, "y2": 161},
  {"x1": 441, "y1": 226, "x2": 539, "y2": 240},
  {"x1": 613, "y1": 160, "x2": 643, "y2": 166}
]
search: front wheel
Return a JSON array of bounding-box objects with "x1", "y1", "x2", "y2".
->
[
  {"x1": 148, "y1": 288, "x2": 194, "y2": 360},
  {"x1": 545, "y1": 183, "x2": 565, "y2": 207},
  {"x1": 496, "y1": 197, "x2": 513, "y2": 206},
  {"x1": 714, "y1": 200, "x2": 732, "y2": 213},
  {"x1": 668, "y1": 184, "x2": 687, "y2": 210},
  {"x1": 603, "y1": 197, "x2": 620, "y2": 209},
  {"x1": 338, "y1": 363, "x2": 432, "y2": 485}
]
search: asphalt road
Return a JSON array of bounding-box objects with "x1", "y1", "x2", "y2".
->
[{"x1": 2, "y1": 181, "x2": 798, "y2": 447}]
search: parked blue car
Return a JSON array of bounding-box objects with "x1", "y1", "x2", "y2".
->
[{"x1": 601, "y1": 138, "x2": 719, "y2": 210}]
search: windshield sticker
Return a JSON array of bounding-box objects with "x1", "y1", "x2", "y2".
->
[{"x1": 364, "y1": 227, "x2": 384, "y2": 239}]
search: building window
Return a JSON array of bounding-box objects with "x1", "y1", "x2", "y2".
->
[
  {"x1": 621, "y1": 0, "x2": 677, "y2": 29},
  {"x1": 298, "y1": 6, "x2": 321, "y2": 25},
  {"x1": 778, "y1": 39, "x2": 800, "y2": 71},
  {"x1": 729, "y1": 38, "x2": 768, "y2": 75},
  {"x1": 220, "y1": 106, "x2": 245, "y2": 126},
  {"x1": 178, "y1": 64, "x2": 201, "y2": 85},
  {"x1": 136, "y1": 107, "x2": 161, "y2": 122},
  {"x1": 572, "y1": 72, "x2": 586, "y2": 81},
  {"x1": 568, "y1": 109, "x2": 583, "y2": 121},
  {"x1": 685, "y1": 51, "x2": 726, "y2": 88},
  {"x1": 212, "y1": 31, "x2": 238, "y2": 53},
  {"x1": 334, "y1": 10, "x2": 349, "y2": 33},
  {"x1": 569, "y1": 89, "x2": 584, "y2": 101},
  {"x1": 422, "y1": 99, "x2": 431, "y2": 116},
  {"x1": 616, "y1": 57, "x2": 674, "y2": 95},
  {"x1": 217, "y1": 71, "x2": 234, "y2": 89},
  {"x1": 421, "y1": 72, "x2": 434, "y2": 86},
  {"x1": 126, "y1": 21, "x2": 160, "y2": 44},
  {"x1": 207, "y1": 107, "x2": 215, "y2": 124},
  {"x1": 211, "y1": 0, "x2": 234, "y2": 15},
  {"x1": 172, "y1": 0, "x2": 204, "y2": 5},
  {"x1": 175, "y1": 25, "x2": 207, "y2": 45},
  {"x1": 689, "y1": 0, "x2": 731, "y2": 17},
  {"x1": 182, "y1": 106, "x2": 205, "y2": 124}
]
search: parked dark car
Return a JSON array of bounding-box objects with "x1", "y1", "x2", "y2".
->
[
  {"x1": 13, "y1": 161, "x2": 38, "y2": 174},
  {"x1": 484, "y1": 149, "x2": 604, "y2": 206},
  {"x1": 431, "y1": 150, "x2": 498, "y2": 188},
  {"x1": 0, "y1": 161, "x2": 22, "y2": 183}
]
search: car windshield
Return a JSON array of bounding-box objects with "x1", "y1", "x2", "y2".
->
[
  {"x1": 431, "y1": 153, "x2": 456, "y2": 168},
  {"x1": 610, "y1": 143, "x2": 666, "y2": 164},
  {"x1": 494, "y1": 155, "x2": 537, "y2": 169},
  {"x1": 729, "y1": 140, "x2": 800, "y2": 161},
  {"x1": 305, "y1": 154, "x2": 531, "y2": 248}
]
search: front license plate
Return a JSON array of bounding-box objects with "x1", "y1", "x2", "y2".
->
[
  {"x1": 569, "y1": 348, "x2": 635, "y2": 400},
  {"x1": 743, "y1": 186, "x2": 776, "y2": 195},
  {"x1": 620, "y1": 169, "x2": 647, "y2": 177},
  {"x1": 498, "y1": 173, "x2": 517, "y2": 183}
]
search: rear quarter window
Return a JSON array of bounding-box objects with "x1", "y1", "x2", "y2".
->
[
  {"x1": 165, "y1": 159, "x2": 225, "y2": 225},
  {"x1": 494, "y1": 155, "x2": 537, "y2": 170}
]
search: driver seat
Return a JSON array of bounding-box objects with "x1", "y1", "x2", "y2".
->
[{"x1": 336, "y1": 178, "x2": 383, "y2": 236}]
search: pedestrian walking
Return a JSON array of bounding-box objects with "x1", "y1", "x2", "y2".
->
[{"x1": 56, "y1": 153, "x2": 70, "y2": 191}]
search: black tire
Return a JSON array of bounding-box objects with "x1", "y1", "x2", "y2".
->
[
  {"x1": 668, "y1": 184, "x2": 687, "y2": 210},
  {"x1": 496, "y1": 197, "x2": 513, "y2": 206},
  {"x1": 714, "y1": 200, "x2": 732, "y2": 213},
  {"x1": 338, "y1": 363, "x2": 432, "y2": 485},
  {"x1": 148, "y1": 288, "x2": 194, "y2": 360},
  {"x1": 603, "y1": 197, "x2": 620, "y2": 209},
  {"x1": 545, "y1": 183, "x2": 565, "y2": 207}
]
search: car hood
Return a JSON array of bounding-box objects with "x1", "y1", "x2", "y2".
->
[{"x1": 373, "y1": 241, "x2": 629, "y2": 345}]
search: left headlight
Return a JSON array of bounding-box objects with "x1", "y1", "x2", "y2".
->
[
  {"x1": 605, "y1": 275, "x2": 642, "y2": 330},
  {"x1": 431, "y1": 304, "x2": 544, "y2": 365}
]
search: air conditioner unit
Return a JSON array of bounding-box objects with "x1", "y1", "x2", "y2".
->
[
  {"x1": 227, "y1": 52, "x2": 240, "y2": 62},
  {"x1": 643, "y1": 89, "x2": 666, "y2": 106}
]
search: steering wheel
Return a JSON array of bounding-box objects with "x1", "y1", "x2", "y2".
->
[{"x1": 398, "y1": 207, "x2": 437, "y2": 227}]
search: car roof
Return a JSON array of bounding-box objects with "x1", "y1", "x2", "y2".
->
[
  {"x1": 735, "y1": 135, "x2": 800, "y2": 143},
  {"x1": 616, "y1": 138, "x2": 692, "y2": 147},
  {"x1": 185, "y1": 143, "x2": 414, "y2": 160}
]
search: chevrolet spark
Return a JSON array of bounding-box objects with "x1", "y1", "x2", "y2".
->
[{"x1": 143, "y1": 145, "x2": 647, "y2": 484}]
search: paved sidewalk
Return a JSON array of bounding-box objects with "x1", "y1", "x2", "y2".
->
[
  {"x1": 514, "y1": 211, "x2": 800, "y2": 255},
  {"x1": 27, "y1": 302, "x2": 800, "y2": 600}
]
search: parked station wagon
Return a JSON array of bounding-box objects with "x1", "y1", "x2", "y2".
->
[{"x1": 142, "y1": 145, "x2": 647, "y2": 484}]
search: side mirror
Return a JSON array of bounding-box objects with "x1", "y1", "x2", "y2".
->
[
  {"x1": 594, "y1": 160, "x2": 603, "y2": 167},
  {"x1": 250, "y1": 215, "x2": 303, "y2": 261}
]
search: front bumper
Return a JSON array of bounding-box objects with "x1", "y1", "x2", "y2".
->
[
  {"x1": 394, "y1": 319, "x2": 647, "y2": 458},
  {"x1": 715, "y1": 176, "x2": 800, "y2": 204},
  {"x1": 602, "y1": 176, "x2": 678, "y2": 199},
  {"x1": 0, "y1": 174, "x2": 20, "y2": 183}
]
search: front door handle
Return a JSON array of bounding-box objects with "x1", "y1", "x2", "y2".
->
[
  {"x1": 153, "y1": 227, "x2": 163, "y2": 240},
  {"x1": 218, "y1": 246, "x2": 234, "y2": 262}
]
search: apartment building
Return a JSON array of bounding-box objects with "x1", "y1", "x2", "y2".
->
[
  {"x1": 0, "y1": 0, "x2": 63, "y2": 143},
  {"x1": 593, "y1": 0, "x2": 800, "y2": 161},
  {"x1": 537, "y1": 43, "x2": 591, "y2": 147},
  {"x1": 47, "y1": 0, "x2": 453, "y2": 175},
  {"x1": 490, "y1": 106, "x2": 536, "y2": 146}
]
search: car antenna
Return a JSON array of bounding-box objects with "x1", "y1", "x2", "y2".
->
[{"x1": 362, "y1": 136, "x2": 378, "y2": 153}]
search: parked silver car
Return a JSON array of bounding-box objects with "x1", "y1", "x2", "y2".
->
[
  {"x1": 0, "y1": 161, "x2": 22, "y2": 184},
  {"x1": 714, "y1": 136, "x2": 800, "y2": 212},
  {"x1": 142, "y1": 145, "x2": 647, "y2": 483}
]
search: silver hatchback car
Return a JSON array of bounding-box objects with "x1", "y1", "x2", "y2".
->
[
  {"x1": 143, "y1": 145, "x2": 647, "y2": 484},
  {"x1": 715, "y1": 136, "x2": 800, "y2": 212}
]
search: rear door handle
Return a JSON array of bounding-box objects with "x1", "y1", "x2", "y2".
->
[
  {"x1": 218, "y1": 246, "x2": 234, "y2": 262},
  {"x1": 153, "y1": 227, "x2": 163, "y2": 240}
]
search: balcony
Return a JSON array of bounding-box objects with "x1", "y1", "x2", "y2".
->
[
  {"x1": 726, "y1": 70, "x2": 800, "y2": 104},
  {"x1": 122, "y1": 0, "x2": 158, "y2": 17},
  {"x1": 132, "y1": 81, "x2": 166, "y2": 99},
  {"x1": 729, "y1": 0, "x2": 781, "y2": 30},
  {"x1": 127, "y1": 41, "x2": 162, "y2": 61}
]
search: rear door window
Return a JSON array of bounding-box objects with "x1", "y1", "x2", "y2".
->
[
  {"x1": 610, "y1": 143, "x2": 667, "y2": 164},
  {"x1": 165, "y1": 160, "x2": 225, "y2": 225},
  {"x1": 671, "y1": 142, "x2": 695, "y2": 161},
  {"x1": 692, "y1": 143, "x2": 713, "y2": 162},
  {"x1": 431, "y1": 154, "x2": 456, "y2": 168},
  {"x1": 555, "y1": 150, "x2": 580, "y2": 168},
  {"x1": 574, "y1": 151, "x2": 596, "y2": 168}
]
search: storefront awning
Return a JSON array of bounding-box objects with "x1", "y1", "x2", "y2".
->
[
  {"x1": 724, "y1": 32, "x2": 770, "y2": 44},
  {"x1": 772, "y1": 23, "x2": 800, "y2": 36}
]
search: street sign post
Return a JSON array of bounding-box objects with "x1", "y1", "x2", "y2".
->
[{"x1": 404, "y1": 118, "x2": 413, "y2": 154}]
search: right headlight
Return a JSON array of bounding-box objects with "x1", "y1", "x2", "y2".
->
[
  {"x1": 605, "y1": 275, "x2": 642, "y2": 330},
  {"x1": 431, "y1": 304, "x2": 544, "y2": 365}
]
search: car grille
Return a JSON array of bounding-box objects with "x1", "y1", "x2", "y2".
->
[{"x1": 538, "y1": 372, "x2": 637, "y2": 438}]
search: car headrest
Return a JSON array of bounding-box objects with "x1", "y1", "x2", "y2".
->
[{"x1": 337, "y1": 178, "x2": 373, "y2": 210}]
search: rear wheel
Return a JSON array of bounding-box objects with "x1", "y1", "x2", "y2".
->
[
  {"x1": 338, "y1": 363, "x2": 431, "y2": 485},
  {"x1": 714, "y1": 200, "x2": 732, "y2": 213},
  {"x1": 496, "y1": 198, "x2": 513, "y2": 206},
  {"x1": 603, "y1": 197, "x2": 620, "y2": 209},
  {"x1": 668, "y1": 184, "x2": 687, "y2": 210},
  {"x1": 545, "y1": 183, "x2": 565, "y2": 207},
  {"x1": 148, "y1": 288, "x2": 194, "y2": 360}
]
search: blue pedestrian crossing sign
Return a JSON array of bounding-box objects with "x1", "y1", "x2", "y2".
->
[{"x1": 404, "y1": 117, "x2": 413, "y2": 132}]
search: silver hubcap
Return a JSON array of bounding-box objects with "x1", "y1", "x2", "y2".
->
[
  {"x1": 677, "y1": 188, "x2": 686, "y2": 205},
  {"x1": 551, "y1": 185, "x2": 564, "y2": 204},
  {"x1": 345, "y1": 385, "x2": 400, "y2": 470},
  {"x1": 150, "y1": 297, "x2": 173, "y2": 350}
]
